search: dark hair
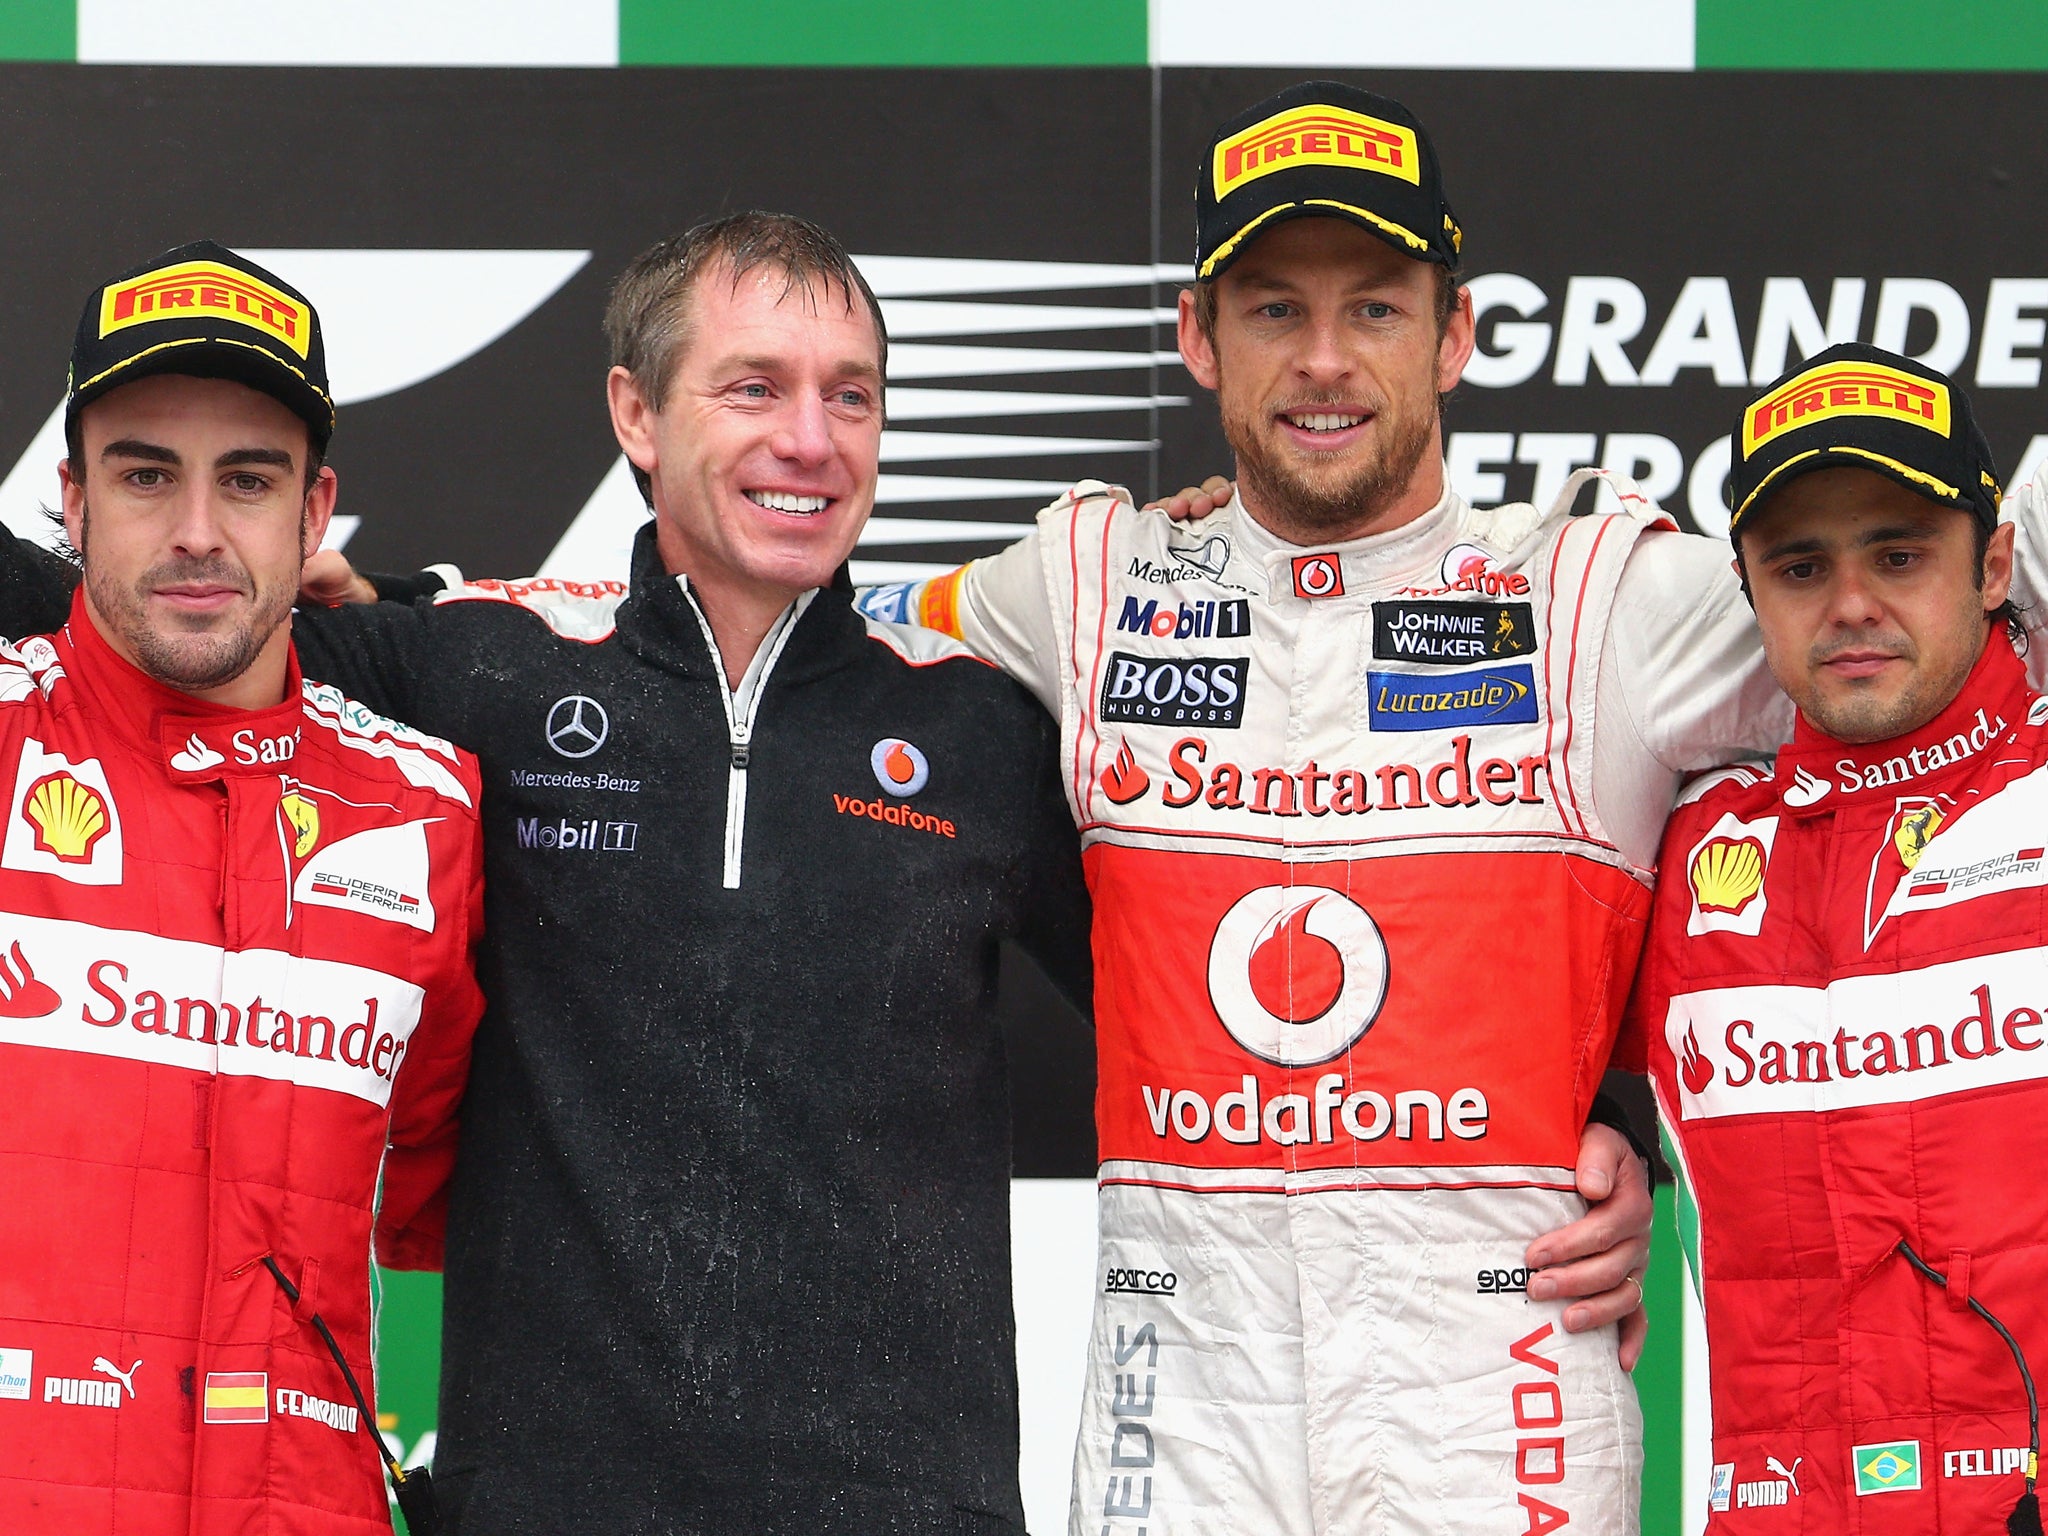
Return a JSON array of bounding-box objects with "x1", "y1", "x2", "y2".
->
[{"x1": 604, "y1": 210, "x2": 887, "y2": 508}]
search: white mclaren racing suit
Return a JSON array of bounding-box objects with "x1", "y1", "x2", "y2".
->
[{"x1": 857, "y1": 468, "x2": 1800, "y2": 1535}]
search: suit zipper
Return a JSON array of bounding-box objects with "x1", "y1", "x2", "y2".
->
[{"x1": 681, "y1": 587, "x2": 808, "y2": 890}]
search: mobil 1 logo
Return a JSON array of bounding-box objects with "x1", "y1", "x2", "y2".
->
[
  {"x1": 1101, "y1": 652, "x2": 1249, "y2": 728},
  {"x1": 1373, "y1": 601, "x2": 1535, "y2": 665}
]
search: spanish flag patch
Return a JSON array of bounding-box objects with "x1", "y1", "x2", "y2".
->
[{"x1": 203, "y1": 1371, "x2": 268, "y2": 1424}]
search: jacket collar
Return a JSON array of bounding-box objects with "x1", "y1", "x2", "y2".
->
[
  {"x1": 1226, "y1": 479, "x2": 1466, "y2": 601},
  {"x1": 611, "y1": 521, "x2": 867, "y2": 688},
  {"x1": 60, "y1": 588, "x2": 308, "y2": 783},
  {"x1": 1773, "y1": 628, "x2": 2033, "y2": 814}
]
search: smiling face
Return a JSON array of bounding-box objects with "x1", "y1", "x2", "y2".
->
[
  {"x1": 60, "y1": 372, "x2": 334, "y2": 709},
  {"x1": 1738, "y1": 465, "x2": 2013, "y2": 743},
  {"x1": 1178, "y1": 217, "x2": 1474, "y2": 544},
  {"x1": 612, "y1": 260, "x2": 883, "y2": 614}
]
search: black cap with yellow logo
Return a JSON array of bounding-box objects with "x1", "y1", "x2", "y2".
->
[
  {"x1": 67, "y1": 240, "x2": 334, "y2": 449},
  {"x1": 1194, "y1": 81, "x2": 1462, "y2": 282},
  {"x1": 1728, "y1": 342, "x2": 2000, "y2": 539}
]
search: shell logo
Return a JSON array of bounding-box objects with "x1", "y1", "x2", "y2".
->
[
  {"x1": 1689, "y1": 835, "x2": 1766, "y2": 916},
  {"x1": 24, "y1": 772, "x2": 110, "y2": 864}
]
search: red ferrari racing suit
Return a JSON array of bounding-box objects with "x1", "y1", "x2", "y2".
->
[
  {"x1": 0, "y1": 595, "x2": 485, "y2": 1534},
  {"x1": 1622, "y1": 630, "x2": 2048, "y2": 1532},
  {"x1": 858, "y1": 470, "x2": 1793, "y2": 1534}
]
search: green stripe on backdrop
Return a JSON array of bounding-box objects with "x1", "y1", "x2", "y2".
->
[
  {"x1": 1698, "y1": 0, "x2": 2048, "y2": 67},
  {"x1": 620, "y1": 0, "x2": 1147, "y2": 65},
  {"x1": 0, "y1": 0, "x2": 72, "y2": 61},
  {"x1": 375, "y1": 1268, "x2": 441, "y2": 1536},
  {"x1": 1637, "y1": 1183, "x2": 1687, "y2": 1535}
]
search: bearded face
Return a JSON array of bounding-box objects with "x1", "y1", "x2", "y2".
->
[
  {"x1": 1180, "y1": 217, "x2": 1470, "y2": 546},
  {"x1": 1221, "y1": 368, "x2": 1439, "y2": 538}
]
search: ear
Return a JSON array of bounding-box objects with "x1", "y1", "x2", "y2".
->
[
  {"x1": 301, "y1": 465, "x2": 339, "y2": 560},
  {"x1": 58, "y1": 456, "x2": 84, "y2": 555},
  {"x1": 1436, "y1": 283, "x2": 1477, "y2": 394},
  {"x1": 1177, "y1": 287, "x2": 1220, "y2": 392},
  {"x1": 608, "y1": 365, "x2": 660, "y2": 478},
  {"x1": 1983, "y1": 518, "x2": 2017, "y2": 610}
]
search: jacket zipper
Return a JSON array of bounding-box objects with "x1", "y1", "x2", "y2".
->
[{"x1": 680, "y1": 584, "x2": 811, "y2": 889}]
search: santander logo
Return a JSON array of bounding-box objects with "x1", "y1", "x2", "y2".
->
[
  {"x1": 1100, "y1": 740, "x2": 1150, "y2": 805},
  {"x1": 1206, "y1": 885, "x2": 1388, "y2": 1065},
  {"x1": 1679, "y1": 1025, "x2": 1715, "y2": 1096}
]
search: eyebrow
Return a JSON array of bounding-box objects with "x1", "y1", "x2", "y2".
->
[
  {"x1": 100, "y1": 438, "x2": 179, "y2": 465},
  {"x1": 96, "y1": 440, "x2": 295, "y2": 472},
  {"x1": 216, "y1": 447, "x2": 296, "y2": 471},
  {"x1": 1756, "y1": 521, "x2": 1941, "y2": 563},
  {"x1": 724, "y1": 354, "x2": 884, "y2": 384}
]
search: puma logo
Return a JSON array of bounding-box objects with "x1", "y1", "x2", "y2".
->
[{"x1": 92, "y1": 1357, "x2": 140, "y2": 1400}]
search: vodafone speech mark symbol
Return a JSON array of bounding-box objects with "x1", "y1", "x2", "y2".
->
[
  {"x1": 1207, "y1": 886, "x2": 1387, "y2": 1065},
  {"x1": 1290, "y1": 553, "x2": 1344, "y2": 600}
]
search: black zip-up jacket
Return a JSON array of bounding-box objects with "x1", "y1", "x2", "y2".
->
[{"x1": 0, "y1": 524, "x2": 1090, "y2": 1534}]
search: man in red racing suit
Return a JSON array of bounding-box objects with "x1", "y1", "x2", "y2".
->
[
  {"x1": 0, "y1": 243, "x2": 485, "y2": 1534},
  {"x1": 1622, "y1": 343, "x2": 2048, "y2": 1532}
]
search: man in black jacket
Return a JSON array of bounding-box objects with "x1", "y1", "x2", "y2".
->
[{"x1": 1, "y1": 213, "x2": 1091, "y2": 1533}]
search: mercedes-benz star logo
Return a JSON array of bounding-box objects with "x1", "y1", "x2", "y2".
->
[{"x1": 546, "y1": 695, "x2": 609, "y2": 759}]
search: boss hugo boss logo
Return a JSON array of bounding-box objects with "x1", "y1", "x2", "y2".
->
[
  {"x1": 1100, "y1": 653, "x2": 1249, "y2": 728},
  {"x1": 545, "y1": 695, "x2": 609, "y2": 759}
]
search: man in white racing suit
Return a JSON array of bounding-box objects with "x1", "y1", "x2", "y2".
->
[{"x1": 854, "y1": 79, "x2": 1810, "y2": 1535}]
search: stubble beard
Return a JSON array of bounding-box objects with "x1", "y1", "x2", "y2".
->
[
  {"x1": 1797, "y1": 628, "x2": 1980, "y2": 746},
  {"x1": 1222, "y1": 384, "x2": 1439, "y2": 542},
  {"x1": 80, "y1": 502, "x2": 299, "y2": 693}
]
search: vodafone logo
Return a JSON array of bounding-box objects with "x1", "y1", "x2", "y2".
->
[
  {"x1": 870, "y1": 738, "x2": 930, "y2": 797},
  {"x1": 1290, "y1": 553, "x2": 1344, "y2": 600},
  {"x1": 1206, "y1": 886, "x2": 1388, "y2": 1065}
]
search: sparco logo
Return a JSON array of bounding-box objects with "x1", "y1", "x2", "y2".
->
[
  {"x1": 1103, "y1": 1267, "x2": 1178, "y2": 1295},
  {"x1": 516, "y1": 816, "x2": 638, "y2": 852},
  {"x1": 545, "y1": 695, "x2": 609, "y2": 759},
  {"x1": 1206, "y1": 886, "x2": 1388, "y2": 1065},
  {"x1": 1101, "y1": 653, "x2": 1249, "y2": 728},
  {"x1": 1116, "y1": 595, "x2": 1251, "y2": 641},
  {"x1": 1478, "y1": 1266, "x2": 1532, "y2": 1294}
]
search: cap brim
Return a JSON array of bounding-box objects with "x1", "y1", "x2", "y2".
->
[
  {"x1": 1199, "y1": 199, "x2": 1448, "y2": 281},
  {"x1": 1730, "y1": 443, "x2": 1976, "y2": 534},
  {"x1": 68, "y1": 333, "x2": 333, "y2": 445}
]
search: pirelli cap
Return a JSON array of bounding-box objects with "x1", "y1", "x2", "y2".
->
[
  {"x1": 67, "y1": 240, "x2": 333, "y2": 448},
  {"x1": 1728, "y1": 342, "x2": 2000, "y2": 538},
  {"x1": 1195, "y1": 81, "x2": 1462, "y2": 282}
]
